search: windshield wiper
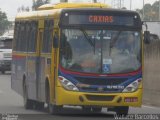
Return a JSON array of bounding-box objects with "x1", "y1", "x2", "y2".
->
[
  {"x1": 80, "y1": 29, "x2": 95, "y2": 53},
  {"x1": 109, "y1": 31, "x2": 121, "y2": 56},
  {"x1": 110, "y1": 31, "x2": 121, "y2": 48}
]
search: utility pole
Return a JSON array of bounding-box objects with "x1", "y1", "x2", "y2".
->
[
  {"x1": 159, "y1": 0, "x2": 160, "y2": 21},
  {"x1": 112, "y1": 0, "x2": 124, "y2": 9},
  {"x1": 143, "y1": 0, "x2": 144, "y2": 20},
  {"x1": 130, "y1": 0, "x2": 132, "y2": 10}
]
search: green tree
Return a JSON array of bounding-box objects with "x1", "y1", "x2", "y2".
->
[
  {"x1": 32, "y1": 0, "x2": 51, "y2": 11},
  {"x1": 17, "y1": 5, "x2": 30, "y2": 12},
  {"x1": 143, "y1": 4, "x2": 152, "y2": 21},
  {"x1": 0, "y1": 9, "x2": 11, "y2": 35},
  {"x1": 136, "y1": 1, "x2": 160, "y2": 21},
  {"x1": 151, "y1": 1, "x2": 159, "y2": 21},
  {"x1": 136, "y1": 8, "x2": 142, "y2": 18}
]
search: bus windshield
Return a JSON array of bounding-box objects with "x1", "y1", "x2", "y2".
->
[{"x1": 60, "y1": 29, "x2": 141, "y2": 74}]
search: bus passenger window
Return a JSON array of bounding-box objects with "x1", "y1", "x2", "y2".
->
[
  {"x1": 28, "y1": 22, "x2": 38, "y2": 52},
  {"x1": 42, "y1": 20, "x2": 54, "y2": 53}
]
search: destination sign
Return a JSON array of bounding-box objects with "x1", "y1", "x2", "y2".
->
[
  {"x1": 89, "y1": 15, "x2": 113, "y2": 23},
  {"x1": 68, "y1": 14, "x2": 135, "y2": 26}
]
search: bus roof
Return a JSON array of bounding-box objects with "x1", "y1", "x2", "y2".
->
[
  {"x1": 15, "y1": 3, "x2": 140, "y2": 22},
  {"x1": 38, "y1": 3, "x2": 109, "y2": 10},
  {"x1": 15, "y1": 9, "x2": 62, "y2": 20},
  {"x1": 15, "y1": 3, "x2": 110, "y2": 20}
]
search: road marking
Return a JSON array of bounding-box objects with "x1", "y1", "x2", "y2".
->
[{"x1": 142, "y1": 105, "x2": 160, "y2": 109}]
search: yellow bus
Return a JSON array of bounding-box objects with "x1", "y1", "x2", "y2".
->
[{"x1": 11, "y1": 3, "x2": 143, "y2": 115}]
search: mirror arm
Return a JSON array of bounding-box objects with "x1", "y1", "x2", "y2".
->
[{"x1": 142, "y1": 21, "x2": 148, "y2": 31}]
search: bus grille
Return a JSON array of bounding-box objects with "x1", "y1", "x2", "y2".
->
[
  {"x1": 85, "y1": 95, "x2": 115, "y2": 101},
  {"x1": 80, "y1": 87, "x2": 119, "y2": 93},
  {"x1": 75, "y1": 77, "x2": 128, "y2": 92}
]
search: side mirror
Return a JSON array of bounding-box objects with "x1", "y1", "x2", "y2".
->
[
  {"x1": 144, "y1": 31, "x2": 150, "y2": 44},
  {"x1": 53, "y1": 34, "x2": 59, "y2": 48}
]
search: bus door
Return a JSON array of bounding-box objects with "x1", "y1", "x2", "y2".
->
[
  {"x1": 26, "y1": 20, "x2": 45, "y2": 101},
  {"x1": 36, "y1": 20, "x2": 54, "y2": 101},
  {"x1": 50, "y1": 29, "x2": 59, "y2": 103},
  {"x1": 26, "y1": 21, "x2": 39, "y2": 100},
  {"x1": 36, "y1": 19, "x2": 44, "y2": 101}
]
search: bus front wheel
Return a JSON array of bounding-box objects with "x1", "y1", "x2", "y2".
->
[
  {"x1": 46, "y1": 86, "x2": 62, "y2": 114},
  {"x1": 48, "y1": 104, "x2": 62, "y2": 114}
]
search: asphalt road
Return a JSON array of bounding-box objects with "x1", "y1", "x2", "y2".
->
[{"x1": 0, "y1": 73, "x2": 160, "y2": 120}]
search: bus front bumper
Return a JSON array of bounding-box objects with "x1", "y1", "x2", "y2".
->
[{"x1": 56, "y1": 87, "x2": 142, "y2": 107}]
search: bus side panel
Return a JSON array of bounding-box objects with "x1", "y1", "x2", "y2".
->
[
  {"x1": 26, "y1": 55, "x2": 38, "y2": 100},
  {"x1": 38, "y1": 56, "x2": 46, "y2": 102},
  {"x1": 11, "y1": 55, "x2": 27, "y2": 96},
  {"x1": 37, "y1": 55, "x2": 52, "y2": 102}
]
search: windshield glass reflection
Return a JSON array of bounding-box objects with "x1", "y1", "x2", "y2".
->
[{"x1": 60, "y1": 29, "x2": 141, "y2": 74}]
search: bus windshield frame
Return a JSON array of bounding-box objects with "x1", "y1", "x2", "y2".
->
[
  {"x1": 59, "y1": 10, "x2": 142, "y2": 75},
  {"x1": 59, "y1": 28, "x2": 142, "y2": 74}
]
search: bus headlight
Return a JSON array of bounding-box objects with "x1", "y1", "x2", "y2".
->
[
  {"x1": 58, "y1": 76, "x2": 79, "y2": 91},
  {"x1": 123, "y1": 78, "x2": 142, "y2": 92}
]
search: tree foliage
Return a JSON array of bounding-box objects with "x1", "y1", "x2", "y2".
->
[
  {"x1": 0, "y1": 9, "x2": 11, "y2": 35},
  {"x1": 17, "y1": 5, "x2": 30, "y2": 13},
  {"x1": 32, "y1": 0, "x2": 51, "y2": 10},
  {"x1": 136, "y1": 1, "x2": 160, "y2": 21}
]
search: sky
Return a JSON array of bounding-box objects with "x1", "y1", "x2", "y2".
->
[{"x1": 0, "y1": 0, "x2": 158, "y2": 21}]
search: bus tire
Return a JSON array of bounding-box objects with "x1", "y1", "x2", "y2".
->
[
  {"x1": 49, "y1": 104, "x2": 62, "y2": 115},
  {"x1": 115, "y1": 106, "x2": 129, "y2": 116},
  {"x1": 92, "y1": 107, "x2": 102, "y2": 113},
  {"x1": 35, "y1": 101, "x2": 44, "y2": 111},
  {"x1": 46, "y1": 83, "x2": 62, "y2": 114},
  {"x1": 23, "y1": 82, "x2": 33, "y2": 109}
]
